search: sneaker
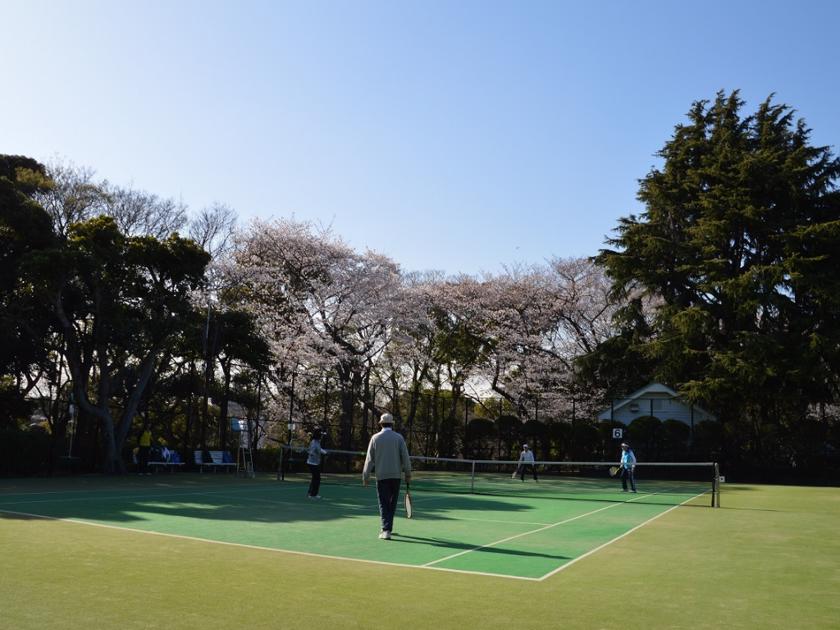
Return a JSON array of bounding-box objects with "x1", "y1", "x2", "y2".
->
[
  {"x1": 378, "y1": 531, "x2": 388, "y2": 539},
  {"x1": 632, "y1": 490, "x2": 637, "y2": 493}
]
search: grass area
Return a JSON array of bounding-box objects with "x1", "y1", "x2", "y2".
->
[{"x1": 1, "y1": 478, "x2": 839, "y2": 628}]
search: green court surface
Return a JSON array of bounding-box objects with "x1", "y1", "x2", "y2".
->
[
  {"x1": 0, "y1": 474, "x2": 709, "y2": 580},
  {"x1": 2, "y1": 476, "x2": 839, "y2": 629}
]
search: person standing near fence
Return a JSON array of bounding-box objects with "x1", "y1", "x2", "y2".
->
[
  {"x1": 619, "y1": 442, "x2": 637, "y2": 493},
  {"x1": 516, "y1": 443, "x2": 538, "y2": 481},
  {"x1": 306, "y1": 428, "x2": 327, "y2": 499},
  {"x1": 362, "y1": 413, "x2": 412, "y2": 540},
  {"x1": 138, "y1": 426, "x2": 152, "y2": 475}
]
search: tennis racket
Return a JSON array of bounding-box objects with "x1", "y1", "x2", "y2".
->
[
  {"x1": 609, "y1": 465, "x2": 621, "y2": 477},
  {"x1": 404, "y1": 481, "x2": 413, "y2": 519}
]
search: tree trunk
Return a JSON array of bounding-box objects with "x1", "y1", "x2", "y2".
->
[
  {"x1": 336, "y1": 363, "x2": 361, "y2": 450},
  {"x1": 219, "y1": 358, "x2": 232, "y2": 452},
  {"x1": 199, "y1": 358, "x2": 212, "y2": 450},
  {"x1": 184, "y1": 361, "x2": 196, "y2": 457},
  {"x1": 339, "y1": 384, "x2": 355, "y2": 450},
  {"x1": 97, "y1": 406, "x2": 122, "y2": 474},
  {"x1": 112, "y1": 349, "x2": 159, "y2": 467},
  {"x1": 360, "y1": 369, "x2": 371, "y2": 445}
]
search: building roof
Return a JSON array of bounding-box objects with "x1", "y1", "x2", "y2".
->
[{"x1": 598, "y1": 382, "x2": 715, "y2": 419}]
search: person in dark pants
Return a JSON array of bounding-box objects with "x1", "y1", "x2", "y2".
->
[
  {"x1": 306, "y1": 428, "x2": 327, "y2": 499},
  {"x1": 516, "y1": 443, "x2": 538, "y2": 481},
  {"x1": 619, "y1": 442, "x2": 637, "y2": 493},
  {"x1": 138, "y1": 427, "x2": 152, "y2": 475},
  {"x1": 362, "y1": 413, "x2": 412, "y2": 540}
]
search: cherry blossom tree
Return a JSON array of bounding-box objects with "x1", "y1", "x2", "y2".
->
[
  {"x1": 479, "y1": 258, "x2": 623, "y2": 422},
  {"x1": 227, "y1": 217, "x2": 631, "y2": 455},
  {"x1": 228, "y1": 219, "x2": 401, "y2": 448}
]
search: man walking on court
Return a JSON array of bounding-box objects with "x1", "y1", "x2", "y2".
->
[
  {"x1": 619, "y1": 442, "x2": 637, "y2": 493},
  {"x1": 363, "y1": 413, "x2": 412, "y2": 540}
]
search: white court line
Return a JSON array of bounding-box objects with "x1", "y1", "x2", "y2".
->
[
  {"x1": 443, "y1": 515, "x2": 553, "y2": 526},
  {"x1": 536, "y1": 490, "x2": 709, "y2": 581},
  {"x1": 423, "y1": 491, "x2": 657, "y2": 567},
  {"x1": 0, "y1": 507, "x2": 540, "y2": 582}
]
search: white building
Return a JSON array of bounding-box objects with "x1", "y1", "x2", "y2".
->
[{"x1": 596, "y1": 382, "x2": 716, "y2": 427}]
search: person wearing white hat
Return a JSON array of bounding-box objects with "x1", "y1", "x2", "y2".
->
[
  {"x1": 515, "y1": 443, "x2": 538, "y2": 481},
  {"x1": 362, "y1": 412, "x2": 412, "y2": 539},
  {"x1": 618, "y1": 442, "x2": 637, "y2": 492},
  {"x1": 306, "y1": 428, "x2": 327, "y2": 499}
]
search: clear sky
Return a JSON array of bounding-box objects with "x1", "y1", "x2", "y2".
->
[{"x1": 2, "y1": 0, "x2": 839, "y2": 275}]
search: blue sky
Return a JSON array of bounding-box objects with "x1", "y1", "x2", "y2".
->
[{"x1": 2, "y1": 0, "x2": 839, "y2": 275}]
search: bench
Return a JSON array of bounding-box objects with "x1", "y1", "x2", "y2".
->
[
  {"x1": 149, "y1": 450, "x2": 185, "y2": 473},
  {"x1": 194, "y1": 450, "x2": 237, "y2": 473}
]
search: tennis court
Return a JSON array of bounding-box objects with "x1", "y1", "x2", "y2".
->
[{"x1": 0, "y1": 468, "x2": 714, "y2": 581}]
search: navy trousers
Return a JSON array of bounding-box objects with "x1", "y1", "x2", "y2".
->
[
  {"x1": 138, "y1": 446, "x2": 150, "y2": 473},
  {"x1": 518, "y1": 463, "x2": 538, "y2": 481},
  {"x1": 621, "y1": 467, "x2": 636, "y2": 492},
  {"x1": 376, "y1": 478, "x2": 401, "y2": 532},
  {"x1": 308, "y1": 464, "x2": 321, "y2": 496}
]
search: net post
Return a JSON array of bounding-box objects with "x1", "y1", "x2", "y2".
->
[
  {"x1": 713, "y1": 462, "x2": 720, "y2": 508},
  {"x1": 470, "y1": 460, "x2": 476, "y2": 493}
]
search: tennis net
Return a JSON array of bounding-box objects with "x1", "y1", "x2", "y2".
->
[{"x1": 279, "y1": 446, "x2": 721, "y2": 507}]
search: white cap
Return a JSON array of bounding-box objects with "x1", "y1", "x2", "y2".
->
[
  {"x1": 379, "y1": 413, "x2": 394, "y2": 425},
  {"x1": 523, "y1": 443, "x2": 529, "y2": 448}
]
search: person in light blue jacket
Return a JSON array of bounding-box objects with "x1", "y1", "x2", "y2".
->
[{"x1": 619, "y1": 442, "x2": 637, "y2": 493}]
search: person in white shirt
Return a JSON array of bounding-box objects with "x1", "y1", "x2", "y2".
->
[
  {"x1": 362, "y1": 413, "x2": 412, "y2": 540},
  {"x1": 516, "y1": 444, "x2": 538, "y2": 481},
  {"x1": 306, "y1": 428, "x2": 327, "y2": 499},
  {"x1": 619, "y1": 442, "x2": 637, "y2": 493}
]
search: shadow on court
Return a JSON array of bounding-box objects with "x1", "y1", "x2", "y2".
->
[
  {"x1": 0, "y1": 475, "x2": 542, "y2": 527},
  {"x1": 390, "y1": 533, "x2": 571, "y2": 562}
]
